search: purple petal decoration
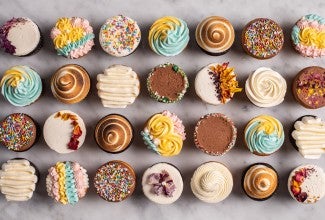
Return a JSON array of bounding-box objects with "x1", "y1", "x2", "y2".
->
[{"x1": 147, "y1": 170, "x2": 176, "y2": 197}]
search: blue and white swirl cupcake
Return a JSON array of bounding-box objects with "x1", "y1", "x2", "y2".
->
[
  {"x1": 0, "y1": 66, "x2": 42, "y2": 106},
  {"x1": 148, "y1": 16, "x2": 189, "y2": 56}
]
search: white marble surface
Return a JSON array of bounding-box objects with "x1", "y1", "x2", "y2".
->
[{"x1": 0, "y1": 0, "x2": 325, "y2": 219}]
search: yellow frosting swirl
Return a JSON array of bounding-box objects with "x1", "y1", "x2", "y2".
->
[
  {"x1": 147, "y1": 114, "x2": 173, "y2": 139},
  {"x1": 299, "y1": 27, "x2": 325, "y2": 48},
  {"x1": 254, "y1": 115, "x2": 282, "y2": 136},
  {"x1": 56, "y1": 18, "x2": 72, "y2": 31},
  {"x1": 56, "y1": 162, "x2": 68, "y2": 204},
  {"x1": 158, "y1": 133, "x2": 182, "y2": 156},
  {"x1": 2, "y1": 69, "x2": 26, "y2": 87}
]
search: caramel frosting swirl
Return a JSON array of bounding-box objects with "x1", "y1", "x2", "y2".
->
[
  {"x1": 51, "y1": 64, "x2": 90, "y2": 104},
  {"x1": 195, "y1": 16, "x2": 235, "y2": 54},
  {"x1": 95, "y1": 114, "x2": 133, "y2": 153}
]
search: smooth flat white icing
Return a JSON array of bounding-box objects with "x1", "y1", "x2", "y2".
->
[
  {"x1": 97, "y1": 65, "x2": 140, "y2": 108},
  {"x1": 245, "y1": 67, "x2": 287, "y2": 108},
  {"x1": 292, "y1": 116, "x2": 325, "y2": 159},
  {"x1": 142, "y1": 163, "x2": 183, "y2": 204},
  {"x1": 43, "y1": 110, "x2": 86, "y2": 154},
  {"x1": 0, "y1": 159, "x2": 38, "y2": 201}
]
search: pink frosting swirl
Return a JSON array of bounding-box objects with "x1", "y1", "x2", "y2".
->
[{"x1": 162, "y1": 110, "x2": 186, "y2": 140}]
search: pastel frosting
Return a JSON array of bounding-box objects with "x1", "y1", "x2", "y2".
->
[
  {"x1": 245, "y1": 115, "x2": 284, "y2": 155},
  {"x1": 0, "y1": 65, "x2": 42, "y2": 106},
  {"x1": 141, "y1": 110, "x2": 186, "y2": 157},
  {"x1": 46, "y1": 161, "x2": 89, "y2": 204},
  {"x1": 291, "y1": 14, "x2": 325, "y2": 58},
  {"x1": 191, "y1": 162, "x2": 233, "y2": 203},
  {"x1": 148, "y1": 16, "x2": 189, "y2": 56},
  {"x1": 292, "y1": 116, "x2": 325, "y2": 159},
  {"x1": 51, "y1": 17, "x2": 95, "y2": 59},
  {"x1": 245, "y1": 67, "x2": 287, "y2": 107},
  {"x1": 0, "y1": 159, "x2": 38, "y2": 201}
]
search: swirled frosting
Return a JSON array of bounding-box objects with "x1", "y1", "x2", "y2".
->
[
  {"x1": 191, "y1": 162, "x2": 233, "y2": 203},
  {"x1": 46, "y1": 161, "x2": 89, "y2": 205},
  {"x1": 292, "y1": 116, "x2": 325, "y2": 159},
  {"x1": 195, "y1": 16, "x2": 235, "y2": 54},
  {"x1": 291, "y1": 14, "x2": 325, "y2": 58},
  {"x1": 245, "y1": 67, "x2": 287, "y2": 107},
  {"x1": 148, "y1": 16, "x2": 189, "y2": 56},
  {"x1": 0, "y1": 159, "x2": 38, "y2": 201},
  {"x1": 243, "y1": 164, "x2": 278, "y2": 200},
  {"x1": 0, "y1": 65, "x2": 42, "y2": 106},
  {"x1": 51, "y1": 64, "x2": 90, "y2": 104},
  {"x1": 141, "y1": 110, "x2": 185, "y2": 157},
  {"x1": 245, "y1": 115, "x2": 284, "y2": 155},
  {"x1": 95, "y1": 114, "x2": 133, "y2": 153},
  {"x1": 97, "y1": 65, "x2": 140, "y2": 108}
]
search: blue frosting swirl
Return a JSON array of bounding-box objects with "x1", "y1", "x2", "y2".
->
[
  {"x1": 57, "y1": 33, "x2": 95, "y2": 57},
  {"x1": 141, "y1": 131, "x2": 160, "y2": 154},
  {"x1": 64, "y1": 162, "x2": 79, "y2": 205}
]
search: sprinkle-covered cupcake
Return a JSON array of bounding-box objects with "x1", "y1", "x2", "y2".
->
[
  {"x1": 0, "y1": 159, "x2": 38, "y2": 201},
  {"x1": 288, "y1": 164, "x2": 325, "y2": 204},
  {"x1": 242, "y1": 163, "x2": 278, "y2": 201},
  {"x1": 141, "y1": 110, "x2": 186, "y2": 157},
  {"x1": 292, "y1": 66, "x2": 325, "y2": 109},
  {"x1": 142, "y1": 162, "x2": 183, "y2": 204},
  {"x1": 43, "y1": 110, "x2": 86, "y2": 154},
  {"x1": 191, "y1": 162, "x2": 233, "y2": 203},
  {"x1": 0, "y1": 113, "x2": 39, "y2": 152},
  {"x1": 291, "y1": 14, "x2": 325, "y2": 58},
  {"x1": 97, "y1": 65, "x2": 140, "y2": 108},
  {"x1": 148, "y1": 16, "x2": 189, "y2": 56},
  {"x1": 50, "y1": 17, "x2": 95, "y2": 59},
  {"x1": 242, "y1": 18, "x2": 284, "y2": 59},
  {"x1": 244, "y1": 115, "x2": 284, "y2": 156},
  {"x1": 195, "y1": 16, "x2": 235, "y2": 55},
  {"x1": 94, "y1": 160, "x2": 136, "y2": 202},
  {"x1": 0, "y1": 17, "x2": 43, "y2": 56},
  {"x1": 291, "y1": 115, "x2": 325, "y2": 159},
  {"x1": 245, "y1": 67, "x2": 287, "y2": 107},
  {"x1": 95, "y1": 114, "x2": 134, "y2": 153},
  {"x1": 0, "y1": 66, "x2": 42, "y2": 107},
  {"x1": 46, "y1": 161, "x2": 89, "y2": 205},
  {"x1": 195, "y1": 62, "x2": 242, "y2": 105},
  {"x1": 99, "y1": 15, "x2": 141, "y2": 57},
  {"x1": 51, "y1": 64, "x2": 90, "y2": 104},
  {"x1": 194, "y1": 113, "x2": 237, "y2": 156},
  {"x1": 147, "y1": 63, "x2": 189, "y2": 103}
]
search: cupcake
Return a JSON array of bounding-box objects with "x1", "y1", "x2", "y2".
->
[
  {"x1": 50, "y1": 17, "x2": 95, "y2": 59},
  {"x1": 242, "y1": 163, "x2": 278, "y2": 201},
  {"x1": 195, "y1": 16, "x2": 235, "y2": 55},
  {"x1": 0, "y1": 17, "x2": 43, "y2": 56},
  {"x1": 292, "y1": 66, "x2": 325, "y2": 109},
  {"x1": 141, "y1": 110, "x2": 186, "y2": 157},
  {"x1": 0, "y1": 159, "x2": 38, "y2": 201},
  {"x1": 142, "y1": 162, "x2": 183, "y2": 204},
  {"x1": 51, "y1": 64, "x2": 90, "y2": 104},
  {"x1": 97, "y1": 65, "x2": 140, "y2": 108},
  {"x1": 43, "y1": 110, "x2": 86, "y2": 154},
  {"x1": 0, "y1": 66, "x2": 42, "y2": 107},
  {"x1": 148, "y1": 16, "x2": 189, "y2": 56},
  {"x1": 0, "y1": 113, "x2": 39, "y2": 152},
  {"x1": 147, "y1": 63, "x2": 189, "y2": 103},
  {"x1": 99, "y1": 15, "x2": 141, "y2": 57},
  {"x1": 245, "y1": 67, "x2": 287, "y2": 107},
  {"x1": 191, "y1": 162, "x2": 233, "y2": 203},
  {"x1": 194, "y1": 113, "x2": 237, "y2": 156},
  {"x1": 46, "y1": 161, "x2": 89, "y2": 205},
  {"x1": 244, "y1": 115, "x2": 284, "y2": 156},
  {"x1": 94, "y1": 160, "x2": 136, "y2": 202},
  {"x1": 95, "y1": 114, "x2": 134, "y2": 153},
  {"x1": 291, "y1": 115, "x2": 325, "y2": 159},
  {"x1": 291, "y1": 14, "x2": 325, "y2": 58},
  {"x1": 242, "y1": 18, "x2": 284, "y2": 59},
  {"x1": 288, "y1": 164, "x2": 325, "y2": 204},
  {"x1": 195, "y1": 62, "x2": 242, "y2": 105}
]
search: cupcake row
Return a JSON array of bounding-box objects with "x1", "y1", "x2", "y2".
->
[
  {"x1": 0, "y1": 14, "x2": 324, "y2": 58},
  {"x1": 1, "y1": 111, "x2": 325, "y2": 159},
  {"x1": 1, "y1": 158, "x2": 324, "y2": 204},
  {"x1": 1, "y1": 64, "x2": 324, "y2": 109}
]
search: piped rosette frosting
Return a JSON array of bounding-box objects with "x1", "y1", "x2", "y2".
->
[
  {"x1": 46, "y1": 161, "x2": 89, "y2": 205},
  {"x1": 141, "y1": 110, "x2": 186, "y2": 157}
]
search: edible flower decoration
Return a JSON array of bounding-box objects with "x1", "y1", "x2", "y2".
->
[{"x1": 148, "y1": 170, "x2": 176, "y2": 197}]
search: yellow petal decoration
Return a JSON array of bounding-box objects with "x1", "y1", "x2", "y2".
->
[
  {"x1": 147, "y1": 114, "x2": 173, "y2": 139},
  {"x1": 158, "y1": 133, "x2": 182, "y2": 156},
  {"x1": 299, "y1": 27, "x2": 325, "y2": 48}
]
